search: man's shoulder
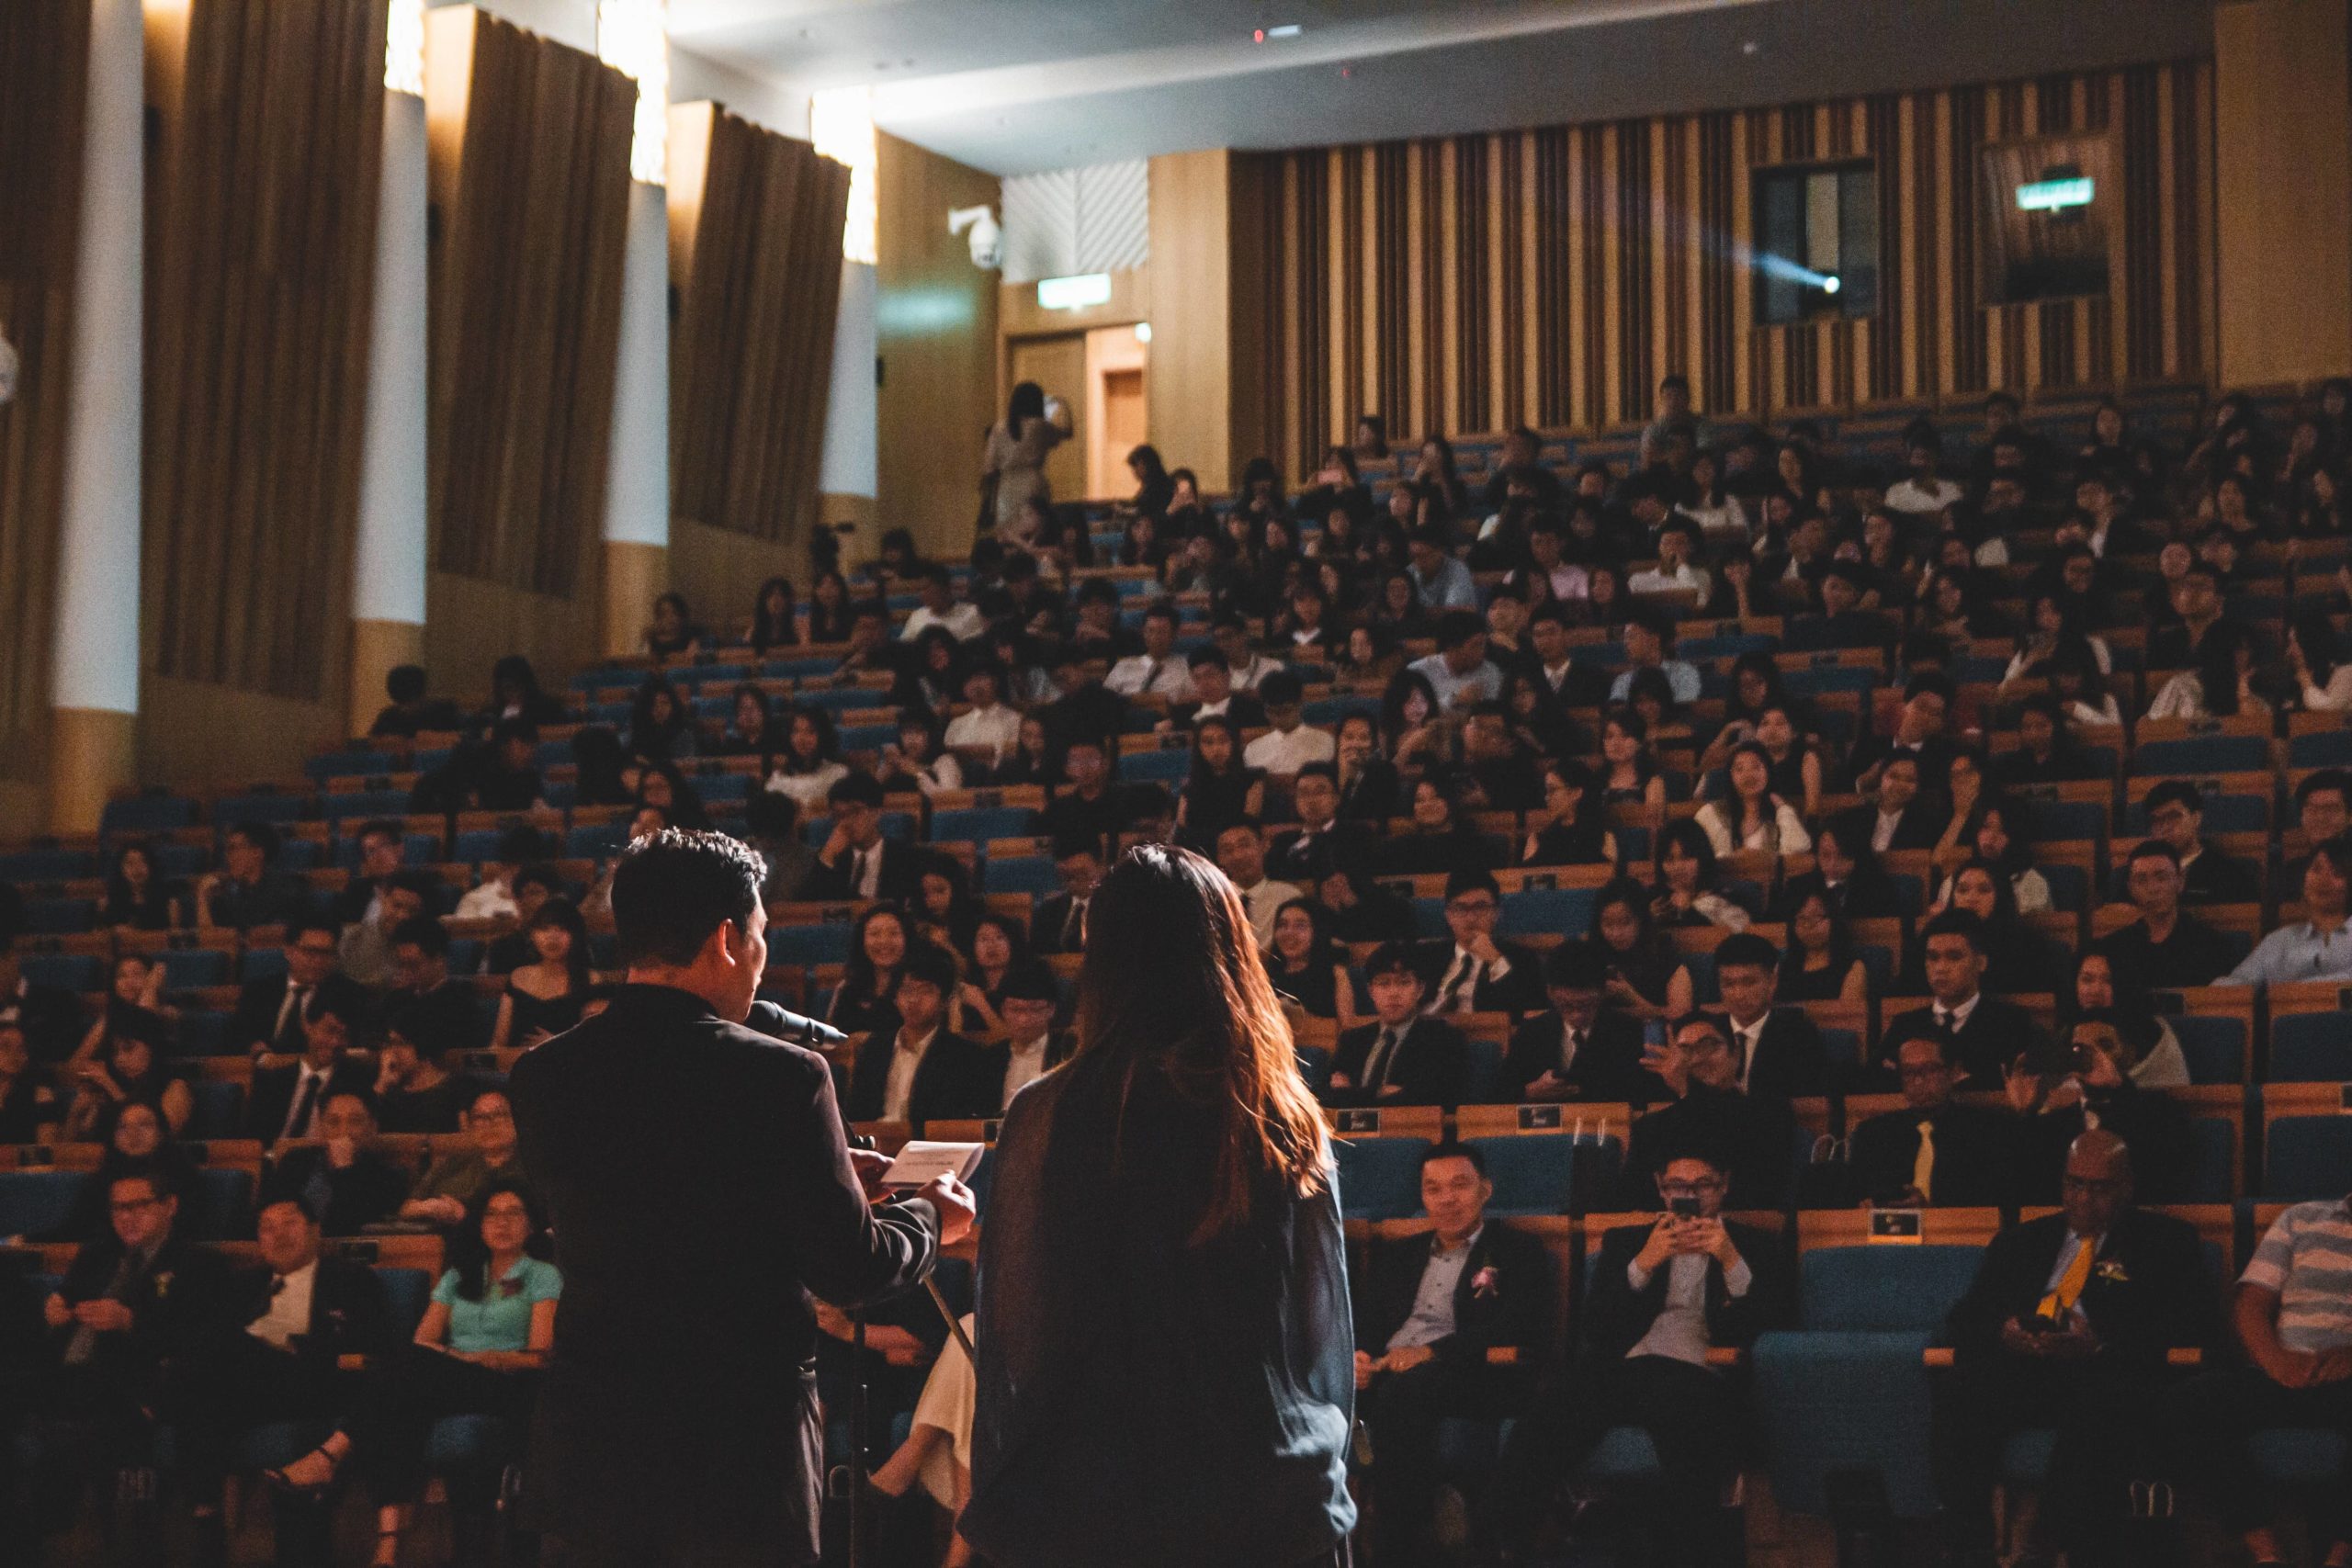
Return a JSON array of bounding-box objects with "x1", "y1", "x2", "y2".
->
[{"x1": 2118, "y1": 1205, "x2": 2202, "y2": 1253}]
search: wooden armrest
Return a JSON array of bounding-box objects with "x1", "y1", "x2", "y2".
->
[
  {"x1": 1703, "y1": 1347, "x2": 1746, "y2": 1369},
  {"x1": 336, "y1": 1354, "x2": 368, "y2": 1372},
  {"x1": 1923, "y1": 1347, "x2": 1955, "y2": 1368},
  {"x1": 2166, "y1": 1347, "x2": 2204, "y2": 1366},
  {"x1": 1486, "y1": 1346, "x2": 1521, "y2": 1366}
]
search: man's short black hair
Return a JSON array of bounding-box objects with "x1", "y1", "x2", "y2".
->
[
  {"x1": 1528, "y1": 601, "x2": 1569, "y2": 628},
  {"x1": 1363, "y1": 942, "x2": 1422, "y2": 981},
  {"x1": 1442, "y1": 868, "x2": 1501, "y2": 904},
  {"x1": 284, "y1": 915, "x2": 341, "y2": 948},
  {"x1": 1658, "y1": 373, "x2": 1690, "y2": 394},
  {"x1": 228, "y1": 821, "x2": 281, "y2": 859},
  {"x1": 1920, "y1": 908, "x2": 1987, "y2": 953},
  {"x1": 357, "y1": 818, "x2": 405, "y2": 848},
  {"x1": 1624, "y1": 604, "x2": 1673, "y2": 643},
  {"x1": 1421, "y1": 1139, "x2": 1487, "y2": 1179},
  {"x1": 1294, "y1": 761, "x2": 1339, "y2": 787},
  {"x1": 1411, "y1": 522, "x2": 1453, "y2": 552},
  {"x1": 1544, "y1": 943, "x2": 1611, "y2": 990},
  {"x1": 2297, "y1": 769, "x2": 2352, "y2": 807},
  {"x1": 997, "y1": 964, "x2": 1060, "y2": 1005},
  {"x1": 390, "y1": 915, "x2": 447, "y2": 958},
  {"x1": 609, "y1": 829, "x2": 767, "y2": 968},
  {"x1": 384, "y1": 996, "x2": 448, "y2": 1063},
  {"x1": 923, "y1": 562, "x2": 954, "y2": 587},
  {"x1": 1141, "y1": 601, "x2": 1179, "y2": 626},
  {"x1": 828, "y1": 772, "x2": 886, "y2": 809},
  {"x1": 387, "y1": 664, "x2": 429, "y2": 703},
  {"x1": 1186, "y1": 647, "x2": 1223, "y2": 671},
  {"x1": 1050, "y1": 833, "x2": 1104, "y2": 863},
  {"x1": 1713, "y1": 932, "x2": 1780, "y2": 974},
  {"x1": 1671, "y1": 1011, "x2": 1732, "y2": 1048},
  {"x1": 1434, "y1": 609, "x2": 1486, "y2": 649},
  {"x1": 897, "y1": 941, "x2": 960, "y2": 998},
  {"x1": 2143, "y1": 779, "x2": 2203, "y2": 817},
  {"x1": 1259, "y1": 669, "x2": 1305, "y2": 706},
  {"x1": 1076, "y1": 578, "x2": 1122, "y2": 607},
  {"x1": 513, "y1": 864, "x2": 560, "y2": 897},
  {"x1": 2126, "y1": 838, "x2": 2183, "y2": 869},
  {"x1": 1883, "y1": 1019, "x2": 1956, "y2": 1064}
]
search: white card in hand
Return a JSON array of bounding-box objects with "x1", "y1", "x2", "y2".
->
[{"x1": 879, "y1": 1140, "x2": 985, "y2": 1190}]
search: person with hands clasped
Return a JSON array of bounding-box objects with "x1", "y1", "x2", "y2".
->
[
  {"x1": 1353, "y1": 1143, "x2": 1552, "y2": 1564},
  {"x1": 2168, "y1": 1189, "x2": 2352, "y2": 1568},
  {"x1": 1485, "y1": 1144, "x2": 1789, "y2": 1566},
  {"x1": 1931, "y1": 1130, "x2": 2213, "y2": 1568}
]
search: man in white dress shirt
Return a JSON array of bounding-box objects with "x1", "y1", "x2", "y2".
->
[
  {"x1": 899, "y1": 565, "x2": 986, "y2": 643},
  {"x1": 1214, "y1": 821, "x2": 1303, "y2": 946},
  {"x1": 1242, "y1": 671, "x2": 1336, "y2": 774},
  {"x1": 1104, "y1": 604, "x2": 1197, "y2": 702}
]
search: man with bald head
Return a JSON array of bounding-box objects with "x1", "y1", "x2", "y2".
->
[{"x1": 1932, "y1": 1130, "x2": 2214, "y2": 1568}]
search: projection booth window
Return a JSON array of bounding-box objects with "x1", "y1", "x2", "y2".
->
[{"x1": 1753, "y1": 159, "x2": 1879, "y2": 326}]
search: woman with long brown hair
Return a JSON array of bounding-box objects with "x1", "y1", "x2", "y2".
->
[{"x1": 964, "y1": 843, "x2": 1357, "y2": 1568}]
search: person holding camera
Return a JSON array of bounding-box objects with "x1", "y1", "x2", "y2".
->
[
  {"x1": 1484, "y1": 1138, "x2": 1789, "y2": 1565},
  {"x1": 2004, "y1": 1012, "x2": 2197, "y2": 1207},
  {"x1": 1932, "y1": 1130, "x2": 2212, "y2": 1568}
]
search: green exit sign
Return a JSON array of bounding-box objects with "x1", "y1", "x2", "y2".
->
[{"x1": 2017, "y1": 176, "x2": 2094, "y2": 213}]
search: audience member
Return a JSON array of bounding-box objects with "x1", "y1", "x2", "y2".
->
[
  {"x1": 1213, "y1": 820, "x2": 1303, "y2": 946},
  {"x1": 987, "y1": 968, "x2": 1072, "y2": 1112},
  {"x1": 844, "y1": 942, "x2": 997, "y2": 1125},
  {"x1": 1883, "y1": 911, "x2": 2051, "y2": 1089},
  {"x1": 1353, "y1": 1143, "x2": 1549, "y2": 1564},
  {"x1": 807, "y1": 773, "x2": 922, "y2": 902},
  {"x1": 247, "y1": 988, "x2": 373, "y2": 1148},
  {"x1": 2097, "y1": 840, "x2": 2241, "y2": 991},
  {"x1": 1502, "y1": 944, "x2": 1650, "y2": 1101},
  {"x1": 1030, "y1": 838, "x2": 1103, "y2": 957},
  {"x1": 370, "y1": 1006, "x2": 464, "y2": 1134},
  {"x1": 398, "y1": 1084, "x2": 529, "y2": 1230},
  {"x1": 2225, "y1": 833, "x2": 2352, "y2": 984},
  {"x1": 1849, "y1": 1025, "x2": 2009, "y2": 1207},
  {"x1": 1606, "y1": 608, "x2": 1702, "y2": 705},
  {"x1": 1711, "y1": 933, "x2": 1829, "y2": 1097},
  {"x1": 1933, "y1": 1130, "x2": 2211, "y2": 1568},
  {"x1": 2140, "y1": 779, "x2": 2262, "y2": 905},
  {"x1": 265, "y1": 1091, "x2": 412, "y2": 1235},
  {"x1": 1328, "y1": 944, "x2": 1469, "y2": 1108},
  {"x1": 2005, "y1": 1011, "x2": 2198, "y2": 1205},
  {"x1": 196, "y1": 823, "x2": 307, "y2": 932},
  {"x1": 1616, "y1": 1014, "x2": 1796, "y2": 1207},
  {"x1": 1416, "y1": 869, "x2": 1544, "y2": 1017}
]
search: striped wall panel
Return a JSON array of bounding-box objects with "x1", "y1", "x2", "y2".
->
[
  {"x1": 142, "y1": 0, "x2": 386, "y2": 701},
  {"x1": 1247, "y1": 59, "x2": 2215, "y2": 475},
  {"x1": 0, "y1": 0, "x2": 89, "y2": 781},
  {"x1": 1000, "y1": 159, "x2": 1151, "y2": 284}
]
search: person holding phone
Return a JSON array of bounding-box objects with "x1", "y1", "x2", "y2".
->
[
  {"x1": 1485, "y1": 1143, "x2": 1789, "y2": 1565},
  {"x1": 2003, "y1": 1013, "x2": 2197, "y2": 1206}
]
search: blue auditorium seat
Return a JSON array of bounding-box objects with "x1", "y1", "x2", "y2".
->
[
  {"x1": 186, "y1": 1081, "x2": 244, "y2": 1139},
  {"x1": 0, "y1": 846, "x2": 97, "y2": 880},
  {"x1": 1117, "y1": 748, "x2": 1193, "y2": 784},
  {"x1": 981, "y1": 856, "x2": 1059, "y2": 897},
  {"x1": 1499, "y1": 886, "x2": 1598, "y2": 939},
  {"x1": 155, "y1": 948, "x2": 232, "y2": 990},
  {"x1": 933, "y1": 806, "x2": 1039, "y2": 843},
  {"x1": 20, "y1": 953, "x2": 104, "y2": 992},
  {"x1": 2268, "y1": 1013, "x2": 2352, "y2": 1081},
  {"x1": 2167, "y1": 1013, "x2": 2245, "y2": 1084},
  {"x1": 2267, "y1": 1115, "x2": 2352, "y2": 1201},
  {"x1": 1332, "y1": 1137, "x2": 1430, "y2": 1221},
  {"x1": 185, "y1": 1168, "x2": 254, "y2": 1240},
  {"x1": 0, "y1": 1170, "x2": 85, "y2": 1239},
  {"x1": 1463, "y1": 1134, "x2": 1573, "y2": 1217},
  {"x1": 768, "y1": 922, "x2": 854, "y2": 968}
]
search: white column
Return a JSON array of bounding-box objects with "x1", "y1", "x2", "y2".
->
[
  {"x1": 356, "y1": 90, "x2": 428, "y2": 627},
  {"x1": 604, "y1": 179, "x2": 671, "y2": 553},
  {"x1": 51, "y1": 0, "x2": 143, "y2": 720},
  {"x1": 820, "y1": 260, "x2": 879, "y2": 504},
  {"x1": 47, "y1": 0, "x2": 144, "y2": 831}
]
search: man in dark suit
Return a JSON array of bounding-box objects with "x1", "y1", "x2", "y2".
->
[
  {"x1": 2097, "y1": 839, "x2": 2242, "y2": 992},
  {"x1": 1034, "y1": 736, "x2": 1131, "y2": 852},
  {"x1": 507, "y1": 829, "x2": 974, "y2": 1568},
  {"x1": 1503, "y1": 944, "x2": 1652, "y2": 1101},
  {"x1": 1488, "y1": 1140, "x2": 1791, "y2": 1565},
  {"x1": 1355, "y1": 1144, "x2": 1551, "y2": 1564},
  {"x1": 1416, "y1": 869, "x2": 1546, "y2": 1019},
  {"x1": 1268, "y1": 763, "x2": 1373, "y2": 884},
  {"x1": 1882, "y1": 910, "x2": 2052, "y2": 1089},
  {"x1": 2139, "y1": 779, "x2": 2262, "y2": 908},
  {"x1": 1029, "y1": 836, "x2": 1105, "y2": 956},
  {"x1": 387, "y1": 914, "x2": 488, "y2": 1060},
  {"x1": 804, "y1": 772, "x2": 924, "y2": 903},
  {"x1": 172, "y1": 1194, "x2": 389, "y2": 1559},
  {"x1": 1849, "y1": 1024, "x2": 2010, "y2": 1207},
  {"x1": 985, "y1": 967, "x2": 1075, "y2": 1112},
  {"x1": 1933, "y1": 1130, "x2": 2213, "y2": 1568},
  {"x1": 2007, "y1": 1012, "x2": 2199, "y2": 1206},
  {"x1": 1329, "y1": 944, "x2": 1470, "y2": 1108},
  {"x1": 230, "y1": 918, "x2": 348, "y2": 1057},
  {"x1": 1617, "y1": 1013, "x2": 1798, "y2": 1209},
  {"x1": 246, "y1": 987, "x2": 374, "y2": 1147},
  {"x1": 24, "y1": 1170, "x2": 231, "y2": 1550},
  {"x1": 263, "y1": 1091, "x2": 414, "y2": 1235},
  {"x1": 1711, "y1": 933, "x2": 1830, "y2": 1099},
  {"x1": 1166, "y1": 649, "x2": 1266, "y2": 733},
  {"x1": 843, "y1": 941, "x2": 999, "y2": 1127}
]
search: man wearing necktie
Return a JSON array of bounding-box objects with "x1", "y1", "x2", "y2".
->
[
  {"x1": 1932, "y1": 1131, "x2": 2212, "y2": 1568},
  {"x1": 808, "y1": 773, "x2": 915, "y2": 903},
  {"x1": 1849, "y1": 1026, "x2": 2009, "y2": 1207},
  {"x1": 1329, "y1": 945, "x2": 1470, "y2": 1108},
  {"x1": 1415, "y1": 870, "x2": 1544, "y2": 1020},
  {"x1": 246, "y1": 988, "x2": 371, "y2": 1148},
  {"x1": 1503, "y1": 944, "x2": 1651, "y2": 1101},
  {"x1": 27, "y1": 1172, "x2": 229, "y2": 1550},
  {"x1": 231, "y1": 919, "x2": 348, "y2": 1058},
  {"x1": 1882, "y1": 910, "x2": 2049, "y2": 1089}
]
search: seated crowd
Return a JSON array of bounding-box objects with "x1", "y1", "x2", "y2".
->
[{"x1": 4, "y1": 373, "x2": 2352, "y2": 1564}]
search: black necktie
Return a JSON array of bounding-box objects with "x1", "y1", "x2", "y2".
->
[
  {"x1": 1365, "y1": 1028, "x2": 1402, "y2": 1093},
  {"x1": 283, "y1": 1072, "x2": 321, "y2": 1142},
  {"x1": 273, "y1": 987, "x2": 310, "y2": 1054}
]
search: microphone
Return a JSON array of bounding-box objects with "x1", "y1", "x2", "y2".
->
[{"x1": 749, "y1": 998, "x2": 849, "y2": 1049}]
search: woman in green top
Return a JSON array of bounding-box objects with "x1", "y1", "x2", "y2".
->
[{"x1": 266, "y1": 1181, "x2": 559, "y2": 1568}]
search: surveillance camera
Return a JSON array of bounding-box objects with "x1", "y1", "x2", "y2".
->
[{"x1": 947, "y1": 204, "x2": 1002, "y2": 272}]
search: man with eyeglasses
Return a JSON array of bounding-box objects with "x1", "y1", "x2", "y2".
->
[
  {"x1": 399, "y1": 1084, "x2": 529, "y2": 1230},
  {"x1": 1933, "y1": 1130, "x2": 2211, "y2": 1568},
  {"x1": 1416, "y1": 869, "x2": 1544, "y2": 1018},
  {"x1": 989, "y1": 967, "x2": 1073, "y2": 1112},
  {"x1": 2005, "y1": 1013, "x2": 2197, "y2": 1207},
  {"x1": 23, "y1": 1173, "x2": 229, "y2": 1548},
  {"x1": 1848, "y1": 1024, "x2": 2009, "y2": 1207},
  {"x1": 231, "y1": 918, "x2": 352, "y2": 1057},
  {"x1": 2138, "y1": 780, "x2": 2258, "y2": 908},
  {"x1": 1485, "y1": 1141, "x2": 1788, "y2": 1566},
  {"x1": 1615, "y1": 1014, "x2": 1795, "y2": 1209}
]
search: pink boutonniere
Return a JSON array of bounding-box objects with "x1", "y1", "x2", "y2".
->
[
  {"x1": 499, "y1": 1277, "x2": 526, "y2": 1299},
  {"x1": 1470, "y1": 1266, "x2": 1500, "y2": 1299}
]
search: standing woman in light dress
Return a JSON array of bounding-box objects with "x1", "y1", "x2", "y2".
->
[{"x1": 983, "y1": 380, "x2": 1072, "y2": 538}]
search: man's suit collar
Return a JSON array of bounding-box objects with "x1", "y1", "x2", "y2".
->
[{"x1": 605, "y1": 983, "x2": 723, "y2": 1023}]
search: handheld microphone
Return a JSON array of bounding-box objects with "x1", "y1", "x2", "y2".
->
[{"x1": 749, "y1": 999, "x2": 849, "y2": 1049}]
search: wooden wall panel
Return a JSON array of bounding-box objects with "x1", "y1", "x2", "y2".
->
[
  {"x1": 669, "y1": 102, "x2": 850, "y2": 547},
  {"x1": 424, "y1": 6, "x2": 632, "y2": 600},
  {"x1": 875, "y1": 131, "x2": 997, "y2": 558},
  {"x1": 0, "y1": 0, "x2": 89, "y2": 790},
  {"x1": 1249, "y1": 59, "x2": 2217, "y2": 472},
  {"x1": 142, "y1": 0, "x2": 385, "y2": 705}
]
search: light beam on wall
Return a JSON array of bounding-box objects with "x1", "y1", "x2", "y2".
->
[
  {"x1": 812, "y1": 85, "x2": 878, "y2": 266},
  {"x1": 384, "y1": 0, "x2": 424, "y2": 96},
  {"x1": 597, "y1": 0, "x2": 669, "y2": 186}
]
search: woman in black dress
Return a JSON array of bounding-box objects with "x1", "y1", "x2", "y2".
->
[
  {"x1": 1176, "y1": 716, "x2": 1265, "y2": 852},
  {"x1": 103, "y1": 840, "x2": 181, "y2": 931},
  {"x1": 1581, "y1": 877, "x2": 1692, "y2": 1023},
  {"x1": 1775, "y1": 888, "x2": 1870, "y2": 1005},
  {"x1": 965, "y1": 845, "x2": 1355, "y2": 1568},
  {"x1": 1521, "y1": 760, "x2": 1618, "y2": 868},
  {"x1": 490, "y1": 897, "x2": 595, "y2": 1051},
  {"x1": 1264, "y1": 897, "x2": 1361, "y2": 1030}
]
